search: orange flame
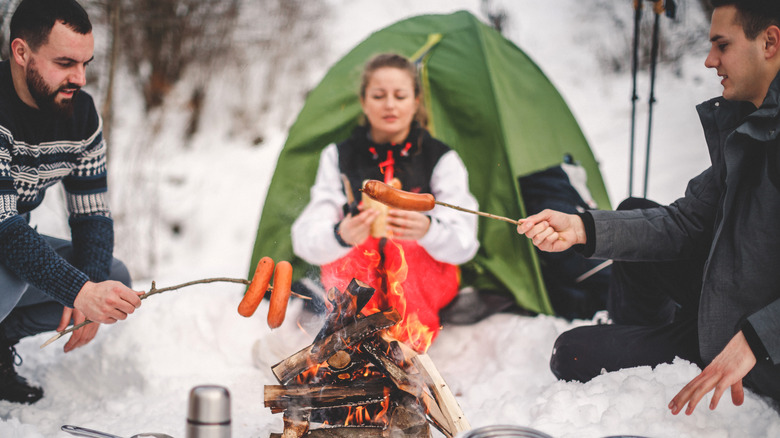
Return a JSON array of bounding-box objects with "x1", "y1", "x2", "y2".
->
[
  {"x1": 343, "y1": 386, "x2": 392, "y2": 426},
  {"x1": 360, "y1": 240, "x2": 436, "y2": 352}
]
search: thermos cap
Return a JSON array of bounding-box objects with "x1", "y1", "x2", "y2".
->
[{"x1": 187, "y1": 385, "x2": 231, "y2": 424}]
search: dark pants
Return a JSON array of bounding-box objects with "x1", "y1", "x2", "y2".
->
[
  {"x1": 549, "y1": 198, "x2": 780, "y2": 403},
  {"x1": 0, "y1": 235, "x2": 132, "y2": 343}
]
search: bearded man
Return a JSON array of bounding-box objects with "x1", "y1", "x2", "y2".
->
[{"x1": 0, "y1": 0, "x2": 143, "y2": 403}]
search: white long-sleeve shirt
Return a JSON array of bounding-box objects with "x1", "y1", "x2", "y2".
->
[{"x1": 292, "y1": 143, "x2": 479, "y2": 266}]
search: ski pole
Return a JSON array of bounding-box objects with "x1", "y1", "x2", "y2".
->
[{"x1": 628, "y1": 0, "x2": 642, "y2": 198}]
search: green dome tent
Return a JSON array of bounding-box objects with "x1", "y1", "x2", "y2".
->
[{"x1": 249, "y1": 10, "x2": 610, "y2": 315}]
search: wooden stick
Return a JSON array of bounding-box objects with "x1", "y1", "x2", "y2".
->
[
  {"x1": 40, "y1": 277, "x2": 311, "y2": 349},
  {"x1": 434, "y1": 200, "x2": 523, "y2": 226}
]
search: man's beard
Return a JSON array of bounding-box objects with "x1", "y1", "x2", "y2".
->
[{"x1": 26, "y1": 60, "x2": 79, "y2": 118}]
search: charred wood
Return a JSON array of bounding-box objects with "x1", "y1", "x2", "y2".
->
[
  {"x1": 313, "y1": 280, "x2": 375, "y2": 348},
  {"x1": 264, "y1": 379, "x2": 391, "y2": 411},
  {"x1": 272, "y1": 309, "x2": 401, "y2": 384},
  {"x1": 282, "y1": 409, "x2": 310, "y2": 438}
]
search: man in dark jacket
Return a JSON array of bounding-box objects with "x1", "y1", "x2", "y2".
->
[
  {"x1": 0, "y1": 0, "x2": 142, "y2": 404},
  {"x1": 519, "y1": 0, "x2": 780, "y2": 416}
]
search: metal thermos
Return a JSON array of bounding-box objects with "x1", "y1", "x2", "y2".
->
[{"x1": 186, "y1": 385, "x2": 231, "y2": 438}]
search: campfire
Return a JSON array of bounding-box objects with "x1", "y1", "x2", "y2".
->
[{"x1": 263, "y1": 278, "x2": 470, "y2": 437}]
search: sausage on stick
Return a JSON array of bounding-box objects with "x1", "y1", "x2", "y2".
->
[
  {"x1": 361, "y1": 179, "x2": 523, "y2": 226},
  {"x1": 238, "y1": 256, "x2": 275, "y2": 317},
  {"x1": 267, "y1": 261, "x2": 293, "y2": 329}
]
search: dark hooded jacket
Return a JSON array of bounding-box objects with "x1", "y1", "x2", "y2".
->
[{"x1": 585, "y1": 71, "x2": 780, "y2": 365}]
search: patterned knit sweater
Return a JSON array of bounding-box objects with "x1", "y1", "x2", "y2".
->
[{"x1": 0, "y1": 60, "x2": 113, "y2": 308}]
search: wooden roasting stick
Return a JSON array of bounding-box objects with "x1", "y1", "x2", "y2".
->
[
  {"x1": 361, "y1": 179, "x2": 523, "y2": 226},
  {"x1": 40, "y1": 277, "x2": 311, "y2": 349}
]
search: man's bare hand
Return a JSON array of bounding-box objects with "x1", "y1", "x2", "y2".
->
[
  {"x1": 73, "y1": 280, "x2": 142, "y2": 325},
  {"x1": 57, "y1": 307, "x2": 99, "y2": 352},
  {"x1": 669, "y1": 331, "x2": 756, "y2": 415},
  {"x1": 517, "y1": 209, "x2": 586, "y2": 252}
]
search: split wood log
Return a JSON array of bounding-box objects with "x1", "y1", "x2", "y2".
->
[
  {"x1": 313, "y1": 279, "x2": 375, "y2": 348},
  {"x1": 270, "y1": 427, "x2": 386, "y2": 438},
  {"x1": 412, "y1": 353, "x2": 471, "y2": 436},
  {"x1": 388, "y1": 397, "x2": 432, "y2": 438},
  {"x1": 376, "y1": 332, "x2": 466, "y2": 438},
  {"x1": 265, "y1": 380, "x2": 391, "y2": 412},
  {"x1": 282, "y1": 409, "x2": 310, "y2": 438},
  {"x1": 272, "y1": 309, "x2": 401, "y2": 384},
  {"x1": 326, "y1": 350, "x2": 352, "y2": 370},
  {"x1": 361, "y1": 340, "x2": 424, "y2": 397}
]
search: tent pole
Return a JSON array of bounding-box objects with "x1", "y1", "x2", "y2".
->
[
  {"x1": 642, "y1": 3, "x2": 662, "y2": 198},
  {"x1": 628, "y1": 0, "x2": 642, "y2": 198}
]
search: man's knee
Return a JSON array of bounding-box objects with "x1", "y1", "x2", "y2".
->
[{"x1": 549, "y1": 327, "x2": 602, "y2": 383}]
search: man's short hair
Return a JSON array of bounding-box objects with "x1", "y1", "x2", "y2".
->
[
  {"x1": 710, "y1": 0, "x2": 780, "y2": 39},
  {"x1": 9, "y1": 0, "x2": 92, "y2": 52}
]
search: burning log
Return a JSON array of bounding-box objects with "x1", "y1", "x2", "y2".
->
[
  {"x1": 282, "y1": 409, "x2": 310, "y2": 438},
  {"x1": 313, "y1": 279, "x2": 376, "y2": 348},
  {"x1": 326, "y1": 350, "x2": 352, "y2": 370},
  {"x1": 265, "y1": 380, "x2": 392, "y2": 412},
  {"x1": 362, "y1": 340, "x2": 424, "y2": 397},
  {"x1": 364, "y1": 337, "x2": 456, "y2": 437},
  {"x1": 272, "y1": 309, "x2": 401, "y2": 384},
  {"x1": 271, "y1": 428, "x2": 384, "y2": 438},
  {"x1": 412, "y1": 354, "x2": 471, "y2": 436}
]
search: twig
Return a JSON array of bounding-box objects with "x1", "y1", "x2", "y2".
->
[
  {"x1": 40, "y1": 277, "x2": 311, "y2": 349},
  {"x1": 434, "y1": 200, "x2": 523, "y2": 226}
]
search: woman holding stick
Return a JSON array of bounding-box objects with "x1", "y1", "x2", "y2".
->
[{"x1": 291, "y1": 53, "x2": 479, "y2": 350}]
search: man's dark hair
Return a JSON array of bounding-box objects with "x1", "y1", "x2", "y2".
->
[
  {"x1": 710, "y1": 0, "x2": 780, "y2": 39},
  {"x1": 9, "y1": 0, "x2": 92, "y2": 52}
]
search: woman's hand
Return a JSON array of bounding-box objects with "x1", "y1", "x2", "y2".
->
[
  {"x1": 386, "y1": 209, "x2": 431, "y2": 241},
  {"x1": 337, "y1": 205, "x2": 380, "y2": 246}
]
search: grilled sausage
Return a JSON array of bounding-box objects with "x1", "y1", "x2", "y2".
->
[
  {"x1": 361, "y1": 179, "x2": 435, "y2": 212},
  {"x1": 238, "y1": 256, "x2": 274, "y2": 317},
  {"x1": 267, "y1": 261, "x2": 293, "y2": 329}
]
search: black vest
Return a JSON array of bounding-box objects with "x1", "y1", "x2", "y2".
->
[{"x1": 337, "y1": 124, "x2": 450, "y2": 199}]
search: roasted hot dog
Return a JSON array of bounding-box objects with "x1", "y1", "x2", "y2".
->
[
  {"x1": 361, "y1": 179, "x2": 435, "y2": 212},
  {"x1": 238, "y1": 256, "x2": 274, "y2": 317},
  {"x1": 267, "y1": 260, "x2": 293, "y2": 329}
]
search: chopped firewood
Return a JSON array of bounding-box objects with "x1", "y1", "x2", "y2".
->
[
  {"x1": 272, "y1": 309, "x2": 401, "y2": 384},
  {"x1": 265, "y1": 380, "x2": 391, "y2": 411},
  {"x1": 361, "y1": 340, "x2": 423, "y2": 397},
  {"x1": 389, "y1": 394, "x2": 432, "y2": 438},
  {"x1": 375, "y1": 332, "x2": 464, "y2": 438},
  {"x1": 347, "y1": 278, "x2": 375, "y2": 312},
  {"x1": 411, "y1": 354, "x2": 471, "y2": 436},
  {"x1": 271, "y1": 427, "x2": 386, "y2": 438},
  {"x1": 313, "y1": 280, "x2": 376, "y2": 348},
  {"x1": 282, "y1": 409, "x2": 310, "y2": 438},
  {"x1": 327, "y1": 350, "x2": 352, "y2": 370}
]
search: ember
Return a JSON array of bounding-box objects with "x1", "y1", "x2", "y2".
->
[{"x1": 264, "y1": 279, "x2": 470, "y2": 437}]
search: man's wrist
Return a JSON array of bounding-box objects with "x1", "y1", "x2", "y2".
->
[{"x1": 575, "y1": 211, "x2": 595, "y2": 256}]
